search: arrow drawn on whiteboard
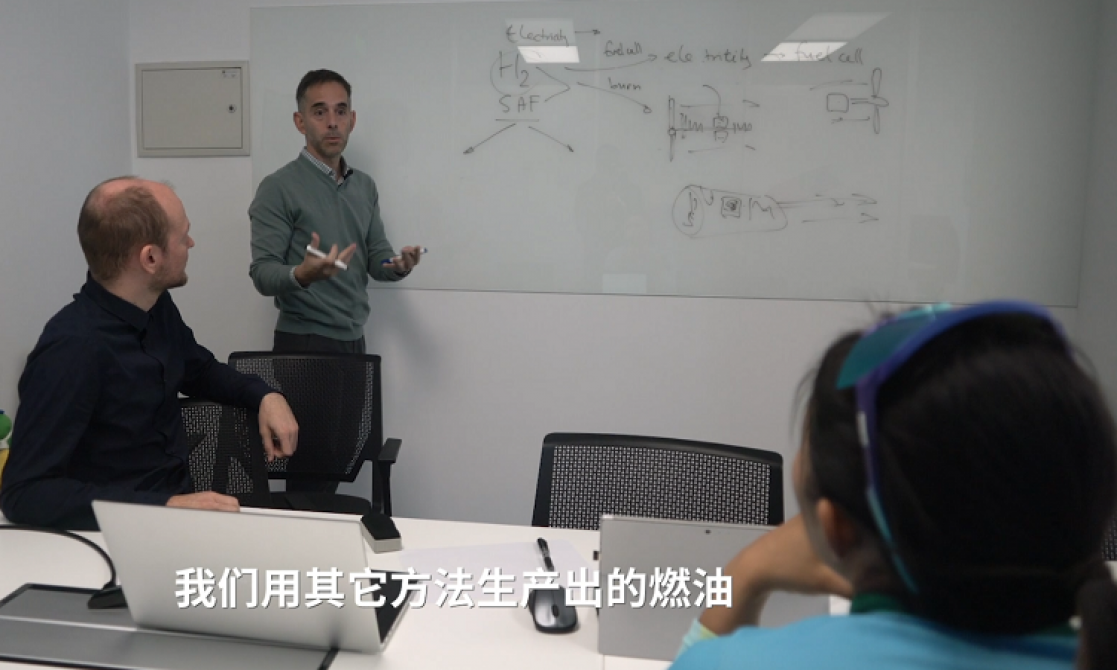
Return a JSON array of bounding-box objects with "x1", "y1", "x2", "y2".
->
[
  {"x1": 832, "y1": 117, "x2": 872, "y2": 123},
  {"x1": 777, "y1": 194, "x2": 877, "y2": 208},
  {"x1": 576, "y1": 82, "x2": 652, "y2": 113},
  {"x1": 463, "y1": 123, "x2": 516, "y2": 154},
  {"x1": 680, "y1": 100, "x2": 760, "y2": 109},
  {"x1": 688, "y1": 145, "x2": 755, "y2": 154},
  {"x1": 574, "y1": 29, "x2": 601, "y2": 35},
  {"x1": 528, "y1": 126, "x2": 574, "y2": 152},
  {"x1": 802, "y1": 213, "x2": 879, "y2": 224},
  {"x1": 565, "y1": 56, "x2": 657, "y2": 72},
  {"x1": 810, "y1": 79, "x2": 869, "y2": 90},
  {"x1": 536, "y1": 67, "x2": 572, "y2": 102}
]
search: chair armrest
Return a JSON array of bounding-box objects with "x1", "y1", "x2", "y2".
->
[{"x1": 379, "y1": 438, "x2": 403, "y2": 464}]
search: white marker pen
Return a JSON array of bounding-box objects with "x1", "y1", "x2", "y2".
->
[
  {"x1": 305, "y1": 245, "x2": 348, "y2": 271},
  {"x1": 381, "y1": 247, "x2": 429, "y2": 266}
]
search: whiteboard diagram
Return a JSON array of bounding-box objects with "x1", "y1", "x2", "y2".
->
[
  {"x1": 673, "y1": 185, "x2": 878, "y2": 238},
  {"x1": 814, "y1": 68, "x2": 889, "y2": 134},
  {"x1": 463, "y1": 22, "x2": 885, "y2": 157},
  {"x1": 252, "y1": 1, "x2": 1094, "y2": 304}
]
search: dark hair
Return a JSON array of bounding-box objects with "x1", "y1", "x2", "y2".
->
[
  {"x1": 805, "y1": 312, "x2": 1117, "y2": 665},
  {"x1": 77, "y1": 177, "x2": 170, "y2": 282},
  {"x1": 296, "y1": 69, "x2": 351, "y2": 110}
]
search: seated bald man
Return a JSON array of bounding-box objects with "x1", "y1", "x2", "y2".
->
[{"x1": 0, "y1": 177, "x2": 299, "y2": 530}]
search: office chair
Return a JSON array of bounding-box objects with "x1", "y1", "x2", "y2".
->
[
  {"x1": 227, "y1": 352, "x2": 401, "y2": 516},
  {"x1": 180, "y1": 397, "x2": 377, "y2": 519},
  {"x1": 181, "y1": 399, "x2": 271, "y2": 508},
  {"x1": 532, "y1": 433, "x2": 783, "y2": 530},
  {"x1": 1105, "y1": 516, "x2": 1117, "y2": 562}
]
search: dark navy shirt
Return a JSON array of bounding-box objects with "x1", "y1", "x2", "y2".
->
[{"x1": 0, "y1": 276, "x2": 274, "y2": 530}]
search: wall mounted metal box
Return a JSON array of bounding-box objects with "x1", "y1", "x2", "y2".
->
[{"x1": 136, "y1": 61, "x2": 250, "y2": 157}]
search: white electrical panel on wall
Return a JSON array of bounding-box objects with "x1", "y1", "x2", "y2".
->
[{"x1": 136, "y1": 61, "x2": 250, "y2": 157}]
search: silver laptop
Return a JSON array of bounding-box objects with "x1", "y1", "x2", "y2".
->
[
  {"x1": 597, "y1": 515, "x2": 831, "y2": 661},
  {"x1": 92, "y1": 500, "x2": 409, "y2": 654}
]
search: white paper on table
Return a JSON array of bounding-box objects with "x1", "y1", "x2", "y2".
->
[{"x1": 398, "y1": 539, "x2": 595, "y2": 606}]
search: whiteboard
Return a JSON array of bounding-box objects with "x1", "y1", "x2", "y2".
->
[{"x1": 250, "y1": 0, "x2": 1096, "y2": 305}]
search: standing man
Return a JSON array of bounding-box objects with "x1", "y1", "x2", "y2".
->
[
  {"x1": 249, "y1": 69, "x2": 422, "y2": 354},
  {"x1": 0, "y1": 177, "x2": 299, "y2": 530},
  {"x1": 249, "y1": 69, "x2": 421, "y2": 496}
]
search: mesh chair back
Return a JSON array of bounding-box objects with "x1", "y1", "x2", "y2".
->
[
  {"x1": 181, "y1": 399, "x2": 271, "y2": 507},
  {"x1": 228, "y1": 352, "x2": 382, "y2": 483},
  {"x1": 532, "y1": 433, "x2": 783, "y2": 530},
  {"x1": 1105, "y1": 516, "x2": 1117, "y2": 561}
]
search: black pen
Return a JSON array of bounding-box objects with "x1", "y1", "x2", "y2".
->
[{"x1": 536, "y1": 537, "x2": 556, "y2": 571}]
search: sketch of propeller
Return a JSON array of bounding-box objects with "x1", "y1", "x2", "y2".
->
[{"x1": 852, "y1": 68, "x2": 889, "y2": 134}]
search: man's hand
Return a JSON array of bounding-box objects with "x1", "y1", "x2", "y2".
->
[
  {"x1": 294, "y1": 232, "x2": 357, "y2": 286},
  {"x1": 258, "y1": 392, "x2": 298, "y2": 462},
  {"x1": 381, "y1": 245, "x2": 423, "y2": 276},
  {"x1": 698, "y1": 515, "x2": 852, "y2": 635},
  {"x1": 166, "y1": 491, "x2": 240, "y2": 512}
]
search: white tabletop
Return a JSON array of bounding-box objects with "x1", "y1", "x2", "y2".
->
[
  {"x1": 0, "y1": 516, "x2": 670, "y2": 670},
  {"x1": 6, "y1": 515, "x2": 1107, "y2": 669}
]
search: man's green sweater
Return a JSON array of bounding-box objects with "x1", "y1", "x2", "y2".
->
[{"x1": 249, "y1": 153, "x2": 401, "y2": 341}]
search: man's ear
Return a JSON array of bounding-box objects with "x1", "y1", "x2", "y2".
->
[
  {"x1": 138, "y1": 243, "x2": 162, "y2": 276},
  {"x1": 293, "y1": 110, "x2": 306, "y2": 135},
  {"x1": 349, "y1": 108, "x2": 357, "y2": 132},
  {"x1": 816, "y1": 497, "x2": 860, "y2": 559}
]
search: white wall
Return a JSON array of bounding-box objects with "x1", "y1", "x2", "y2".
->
[
  {"x1": 0, "y1": 1, "x2": 131, "y2": 413},
  {"x1": 1076, "y1": 0, "x2": 1117, "y2": 403},
  {"x1": 124, "y1": 0, "x2": 1097, "y2": 525},
  {"x1": 1, "y1": 0, "x2": 1107, "y2": 526}
]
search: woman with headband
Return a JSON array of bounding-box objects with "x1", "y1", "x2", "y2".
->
[{"x1": 672, "y1": 301, "x2": 1117, "y2": 670}]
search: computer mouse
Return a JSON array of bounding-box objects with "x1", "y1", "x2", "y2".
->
[
  {"x1": 87, "y1": 584, "x2": 128, "y2": 610},
  {"x1": 528, "y1": 586, "x2": 578, "y2": 634}
]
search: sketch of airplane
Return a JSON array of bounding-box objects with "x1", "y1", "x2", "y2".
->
[{"x1": 673, "y1": 185, "x2": 878, "y2": 238}]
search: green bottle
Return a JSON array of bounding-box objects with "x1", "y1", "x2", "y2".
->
[{"x1": 0, "y1": 410, "x2": 10, "y2": 487}]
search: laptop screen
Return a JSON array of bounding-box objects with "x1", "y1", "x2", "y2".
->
[
  {"x1": 597, "y1": 515, "x2": 829, "y2": 661},
  {"x1": 92, "y1": 500, "x2": 409, "y2": 654}
]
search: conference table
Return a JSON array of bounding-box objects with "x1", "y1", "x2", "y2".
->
[
  {"x1": 0, "y1": 514, "x2": 698, "y2": 670},
  {"x1": 5, "y1": 513, "x2": 1110, "y2": 669}
]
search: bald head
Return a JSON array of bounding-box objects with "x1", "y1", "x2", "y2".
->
[{"x1": 78, "y1": 176, "x2": 174, "y2": 282}]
